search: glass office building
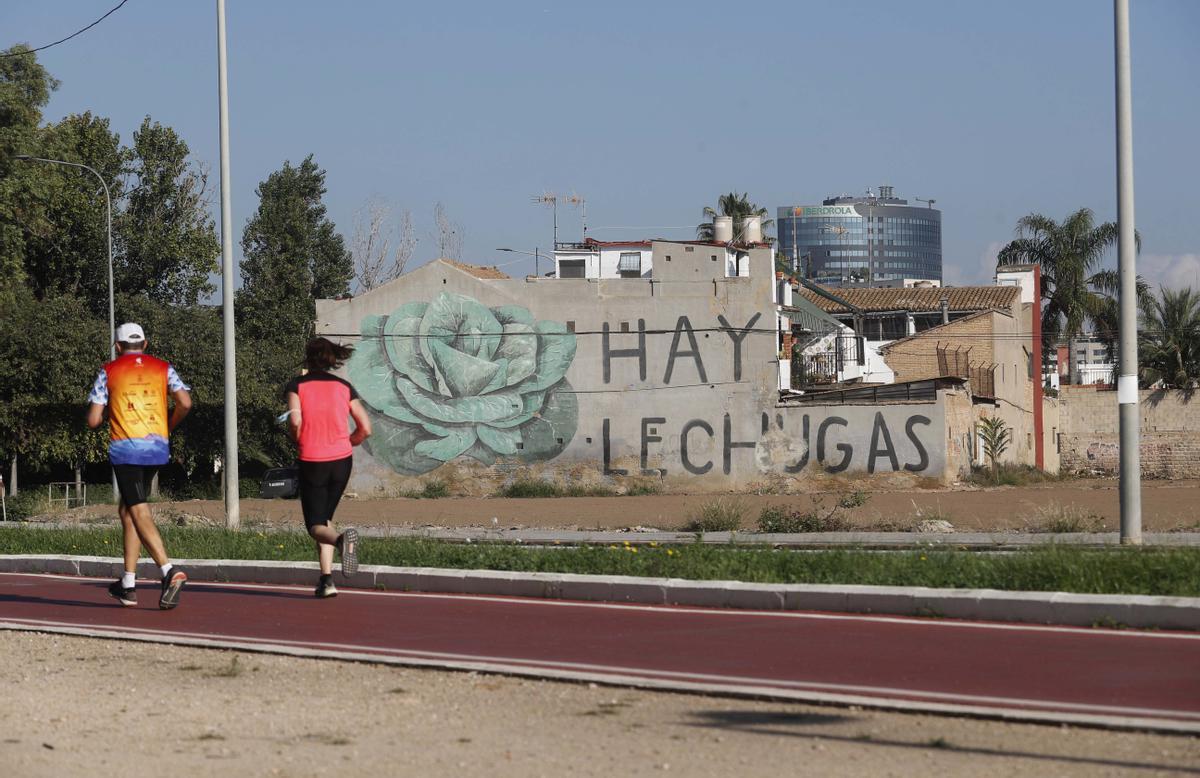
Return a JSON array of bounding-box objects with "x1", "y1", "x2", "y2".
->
[{"x1": 776, "y1": 186, "x2": 942, "y2": 284}]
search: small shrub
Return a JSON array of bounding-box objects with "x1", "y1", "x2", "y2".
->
[
  {"x1": 966, "y1": 464, "x2": 1062, "y2": 487},
  {"x1": 624, "y1": 480, "x2": 661, "y2": 496},
  {"x1": 682, "y1": 498, "x2": 746, "y2": 532},
  {"x1": 1023, "y1": 503, "x2": 1106, "y2": 533},
  {"x1": 757, "y1": 505, "x2": 852, "y2": 533},
  {"x1": 757, "y1": 490, "x2": 869, "y2": 533},
  {"x1": 401, "y1": 480, "x2": 451, "y2": 499},
  {"x1": 497, "y1": 479, "x2": 562, "y2": 498},
  {"x1": 563, "y1": 483, "x2": 616, "y2": 497}
]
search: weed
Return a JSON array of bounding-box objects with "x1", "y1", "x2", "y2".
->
[
  {"x1": 497, "y1": 479, "x2": 563, "y2": 498},
  {"x1": 179, "y1": 664, "x2": 202, "y2": 672},
  {"x1": 928, "y1": 737, "x2": 950, "y2": 749},
  {"x1": 682, "y1": 498, "x2": 746, "y2": 532},
  {"x1": 757, "y1": 491, "x2": 869, "y2": 533},
  {"x1": 211, "y1": 655, "x2": 242, "y2": 678},
  {"x1": 624, "y1": 479, "x2": 661, "y2": 496},
  {"x1": 404, "y1": 480, "x2": 449, "y2": 499},
  {"x1": 196, "y1": 733, "x2": 225, "y2": 741},
  {"x1": 387, "y1": 687, "x2": 407, "y2": 694},
  {"x1": 965, "y1": 464, "x2": 1064, "y2": 487},
  {"x1": 1023, "y1": 503, "x2": 1106, "y2": 533}
]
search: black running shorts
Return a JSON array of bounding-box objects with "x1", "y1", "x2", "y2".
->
[
  {"x1": 113, "y1": 464, "x2": 159, "y2": 508},
  {"x1": 298, "y1": 456, "x2": 353, "y2": 529}
]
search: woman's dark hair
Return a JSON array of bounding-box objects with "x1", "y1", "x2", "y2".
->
[{"x1": 303, "y1": 337, "x2": 354, "y2": 371}]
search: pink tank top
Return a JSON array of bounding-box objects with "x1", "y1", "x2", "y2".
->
[{"x1": 284, "y1": 372, "x2": 359, "y2": 462}]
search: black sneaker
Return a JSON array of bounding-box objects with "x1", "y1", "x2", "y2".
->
[
  {"x1": 108, "y1": 580, "x2": 136, "y2": 607},
  {"x1": 339, "y1": 528, "x2": 359, "y2": 576},
  {"x1": 159, "y1": 568, "x2": 187, "y2": 610},
  {"x1": 315, "y1": 576, "x2": 338, "y2": 599}
]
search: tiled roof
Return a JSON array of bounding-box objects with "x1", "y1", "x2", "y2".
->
[
  {"x1": 796, "y1": 284, "x2": 1020, "y2": 314},
  {"x1": 441, "y1": 259, "x2": 511, "y2": 280}
]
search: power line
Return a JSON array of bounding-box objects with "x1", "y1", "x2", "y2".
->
[{"x1": 2, "y1": 0, "x2": 130, "y2": 58}]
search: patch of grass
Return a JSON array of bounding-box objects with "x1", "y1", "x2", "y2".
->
[
  {"x1": 1022, "y1": 503, "x2": 1106, "y2": 533},
  {"x1": 928, "y1": 737, "x2": 950, "y2": 749},
  {"x1": 496, "y1": 479, "x2": 614, "y2": 498},
  {"x1": 757, "y1": 491, "x2": 869, "y2": 533},
  {"x1": 196, "y1": 733, "x2": 225, "y2": 741},
  {"x1": 403, "y1": 480, "x2": 450, "y2": 499},
  {"x1": 624, "y1": 479, "x2": 661, "y2": 496},
  {"x1": 965, "y1": 464, "x2": 1066, "y2": 487},
  {"x1": 4, "y1": 524, "x2": 1200, "y2": 597},
  {"x1": 682, "y1": 498, "x2": 746, "y2": 532}
]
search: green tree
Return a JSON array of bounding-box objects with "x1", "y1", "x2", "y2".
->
[
  {"x1": 18, "y1": 112, "x2": 127, "y2": 312},
  {"x1": 696, "y1": 192, "x2": 773, "y2": 243},
  {"x1": 0, "y1": 44, "x2": 60, "y2": 286},
  {"x1": 0, "y1": 288, "x2": 109, "y2": 478},
  {"x1": 1138, "y1": 287, "x2": 1200, "y2": 389},
  {"x1": 977, "y1": 415, "x2": 1011, "y2": 481},
  {"x1": 237, "y1": 155, "x2": 352, "y2": 468},
  {"x1": 996, "y1": 208, "x2": 1139, "y2": 385},
  {"x1": 238, "y1": 155, "x2": 352, "y2": 342},
  {"x1": 117, "y1": 117, "x2": 220, "y2": 305}
]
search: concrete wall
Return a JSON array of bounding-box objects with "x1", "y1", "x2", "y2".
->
[
  {"x1": 314, "y1": 243, "x2": 965, "y2": 494},
  {"x1": 1057, "y1": 387, "x2": 1200, "y2": 478}
]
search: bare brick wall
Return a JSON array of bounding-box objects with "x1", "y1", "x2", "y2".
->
[
  {"x1": 1058, "y1": 387, "x2": 1200, "y2": 478},
  {"x1": 882, "y1": 312, "x2": 997, "y2": 383}
]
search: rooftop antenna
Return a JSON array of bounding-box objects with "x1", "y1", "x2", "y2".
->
[
  {"x1": 564, "y1": 192, "x2": 586, "y2": 239},
  {"x1": 915, "y1": 197, "x2": 937, "y2": 209},
  {"x1": 532, "y1": 191, "x2": 558, "y2": 247}
]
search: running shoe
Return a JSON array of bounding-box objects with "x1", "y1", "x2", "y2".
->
[
  {"x1": 315, "y1": 576, "x2": 338, "y2": 599},
  {"x1": 159, "y1": 568, "x2": 188, "y2": 610},
  {"x1": 339, "y1": 527, "x2": 359, "y2": 576},
  {"x1": 108, "y1": 580, "x2": 136, "y2": 607}
]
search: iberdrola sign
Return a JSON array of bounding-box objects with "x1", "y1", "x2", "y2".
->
[{"x1": 792, "y1": 205, "x2": 858, "y2": 217}]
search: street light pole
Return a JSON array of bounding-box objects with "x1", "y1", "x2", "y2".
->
[
  {"x1": 216, "y1": 0, "x2": 240, "y2": 529},
  {"x1": 496, "y1": 247, "x2": 551, "y2": 277},
  {"x1": 1114, "y1": 0, "x2": 1141, "y2": 544},
  {"x1": 15, "y1": 156, "x2": 115, "y2": 359}
]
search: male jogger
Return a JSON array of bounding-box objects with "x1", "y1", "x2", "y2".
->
[{"x1": 87, "y1": 322, "x2": 192, "y2": 609}]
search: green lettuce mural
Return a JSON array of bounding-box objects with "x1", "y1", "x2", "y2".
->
[{"x1": 347, "y1": 291, "x2": 579, "y2": 475}]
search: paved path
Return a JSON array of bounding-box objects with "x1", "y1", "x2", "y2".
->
[{"x1": 2, "y1": 572, "x2": 1198, "y2": 732}]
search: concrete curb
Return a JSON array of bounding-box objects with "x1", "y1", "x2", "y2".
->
[{"x1": 2, "y1": 555, "x2": 1198, "y2": 630}]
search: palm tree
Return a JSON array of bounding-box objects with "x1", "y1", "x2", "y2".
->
[
  {"x1": 977, "y1": 415, "x2": 1012, "y2": 482},
  {"x1": 1138, "y1": 287, "x2": 1200, "y2": 389},
  {"x1": 996, "y1": 208, "x2": 1140, "y2": 385},
  {"x1": 696, "y1": 192, "x2": 773, "y2": 243}
]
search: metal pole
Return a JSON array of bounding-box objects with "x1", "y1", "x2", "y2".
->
[
  {"x1": 217, "y1": 0, "x2": 240, "y2": 529},
  {"x1": 1114, "y1": 0, "x2": 1141, "y2": 545},
  {"x1": 535, "y1": 247, "x2": 539, "y2": 278}
]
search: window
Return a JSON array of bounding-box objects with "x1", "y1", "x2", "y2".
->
[
  {"x1": 558, "y1": 260, "x2": 586, "y2": 279},
  {"x1": 618, "y1": 252, "x2": 642, "y2": 278}
]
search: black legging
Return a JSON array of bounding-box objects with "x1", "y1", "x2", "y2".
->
[{"x1": 297, "y1": 456, "x2": 352, "y2": 529}]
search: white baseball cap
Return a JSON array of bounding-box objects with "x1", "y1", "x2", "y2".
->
[{"x1": 115, "y1": 322, "x2": 146, "y2": 343}]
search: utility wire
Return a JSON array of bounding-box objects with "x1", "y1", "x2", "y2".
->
[{"x1": 2, "y1": 0, "x2": 130, "y2": 58}]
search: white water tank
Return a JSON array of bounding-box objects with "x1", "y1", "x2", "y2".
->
[
  {"x1": 713, "y1": 216, "x2": 733, "y2": 243},
  {"x1": 742, "y1": 215, "x2": 763, "y2": 244}
]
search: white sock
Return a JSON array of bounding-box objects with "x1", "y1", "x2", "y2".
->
[
  {"x1": 121, "y1": 571, "x2": 136, "y2": 588},
  {"x1": 160, "y1": 563, "x2": 173, "y2": 578}
]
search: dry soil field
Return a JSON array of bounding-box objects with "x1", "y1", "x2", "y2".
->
[{"x1": 2, "y1": 631, "x2": 1196, "y2": 777}]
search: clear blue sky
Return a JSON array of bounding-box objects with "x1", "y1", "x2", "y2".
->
[{"x1": 5, "y1": 0, "x2": 1199, "y2": 290}]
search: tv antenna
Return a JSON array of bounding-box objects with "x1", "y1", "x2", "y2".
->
[
  {"x1": 915, "y1": 197, "x2": 937, "y2": 209},
  {"x1": 563, "y1": 193, "x2": 587, "y2": 238}
]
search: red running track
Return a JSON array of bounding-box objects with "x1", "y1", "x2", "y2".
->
[{"x1": 2, "y1": 573, "x2": 1199, "y2": 731}]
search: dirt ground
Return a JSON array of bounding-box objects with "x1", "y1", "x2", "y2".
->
[
  {"x1": 2, "y1": 631, "x2": 1195, "y2": 777},
  {"x1": 56, "y1": 478, "x2": 1200, "y2": 532}
]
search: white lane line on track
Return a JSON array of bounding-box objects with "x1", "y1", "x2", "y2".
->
[
  {"x1": 3, "y1": 619, "x2": 1197, "y2": 735},
  {"x1": 4, "y1": 571, "x2": 1199, "y2": 641},
  {"x1": 3, "y1": 615, "x2": 1199, "y2": 723}
]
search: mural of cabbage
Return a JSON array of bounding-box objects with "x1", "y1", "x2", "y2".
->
[{"x1": 346, "y1": 291, "x2": 578, "y2": 475}]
